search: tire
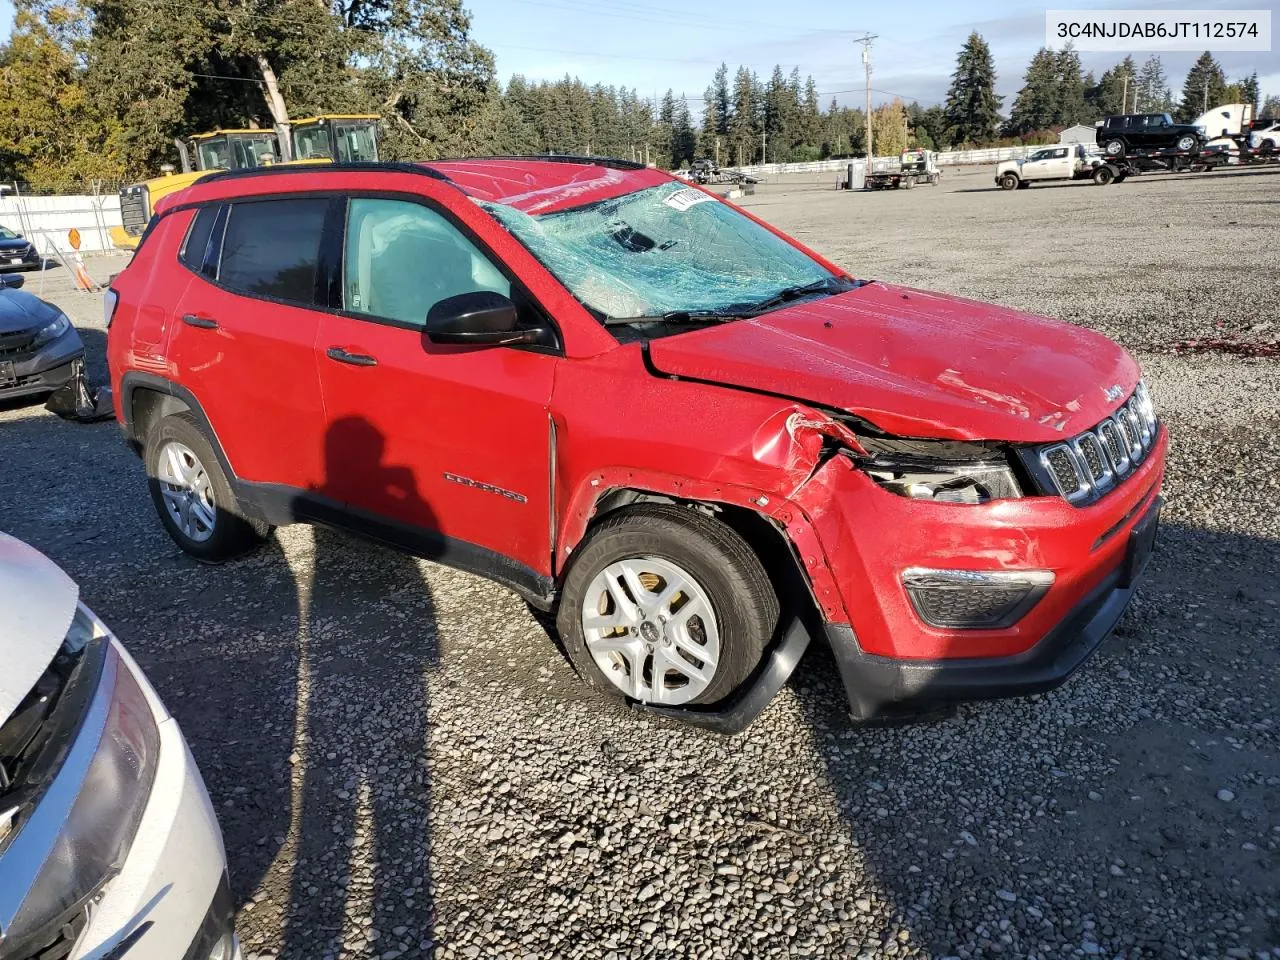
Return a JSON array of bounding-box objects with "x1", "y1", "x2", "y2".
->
[
  {"x1": 145, "y1": 412, "x2": 271, "y2": 562},
  {"x1": 902, "y1": 176, "x2": 914, "y2": 190},
  {"x1": 1103, "y1": 138, "x2": 1126, "y2": 157},
  {"x1": 1175, "y1": 134, "x2": 1197, "y2": 152},
  {"x1": 1261, "y1": 139, "x2": 1276, "y2": 154},
  {"x1": 556, "y1": 504, "x2": 778, "y2": 709},
  {"x1": 999, "y1": 172, "x2": 1019, "y2": 191},
  {"x1": 1093, "y1": 165, "x2": 1116, "y2": 185}
]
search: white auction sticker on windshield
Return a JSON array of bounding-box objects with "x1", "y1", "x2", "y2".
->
[{"x1": 663, "y1": 188, "x2": 714, "y2": 212}]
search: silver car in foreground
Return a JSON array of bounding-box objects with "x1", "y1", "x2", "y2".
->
[{"x1": 0, "y1": 533, "x2": 240, "y2": 960}]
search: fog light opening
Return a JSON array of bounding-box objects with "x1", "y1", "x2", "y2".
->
[{"x1": 902, "y1": 568, "x2": 1055, "y2": 629}]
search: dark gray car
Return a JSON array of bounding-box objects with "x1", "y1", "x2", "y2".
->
[{"x1": 0, "y1": 284, "x2": 84, "y2": 402}]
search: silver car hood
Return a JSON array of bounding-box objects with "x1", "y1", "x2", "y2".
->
[{"x1": 0, "y1": 533, "x2": 78, "y2": 727}]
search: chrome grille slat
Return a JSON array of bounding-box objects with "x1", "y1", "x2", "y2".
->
[{"x1": 1037, "y1": 385, "x2": 1158, "y2": 506}]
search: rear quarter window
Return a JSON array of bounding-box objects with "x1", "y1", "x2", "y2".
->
[{"x1": 217, "y1": 197, "x2": 328, "y2": 303}]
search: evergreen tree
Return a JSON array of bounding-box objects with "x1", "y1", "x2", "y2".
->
[
  {"x1": 671, "y1": 95, "x2": 696, "y2": 168},
  {"x1": 1238, "y1": 73, "x2": 1259, "y2": 112},
  {"x1": 1005, "y1": 48, "x2": 1058, "y2": 135},
  {"x1": 711, "y1": 63, "x2": 731, "y2": 137},
  {"x1": 698, "y1": 83, "x2": 721, "y2": 161},
  {"x1": 763, "y1": 65, "x2": 789, "y2": 162},
  {"x1": 1136, "y1": 56, "x2": 1171, "y2": 113},
  {"x1": 1261, "y1": 95, "x2": 1280, "y2": 119},
  {"x1": 943, "y1": 32, "x2": 1002, "y2": 146},
  {"x1": 1178, "y1": 52, "x2": 1228, "y2": 121},
  {"x1": 1086, "y1": 57, "x2": 1137, "y2": 118},
  {"x1": 729, "y1": 66, "x2": 758, "y2": 164},
  {"x1": 1055, "y1": 45, "x2": 1088, "y2": 125}
]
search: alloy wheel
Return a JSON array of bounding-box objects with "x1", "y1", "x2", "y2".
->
[
  {"x1": 580, "y1": 556, "x2": 720, "y2": 706},
  {"x1": 157, "y1": 440, "x2": 217, "y2": 543}
]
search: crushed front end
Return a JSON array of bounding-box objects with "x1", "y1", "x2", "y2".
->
[{"x1": 792, "y1": 384, "x2": 1166, "y2": 720}]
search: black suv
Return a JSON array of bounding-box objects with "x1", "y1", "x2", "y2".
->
[{"x1": 1096, "y1": 113, "x2": 1205, "y2": 157}]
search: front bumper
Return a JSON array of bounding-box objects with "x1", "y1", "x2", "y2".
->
[
  {"x1": 0, "y1": 332, "x2": 84, "y2": 400},
  {"x1": 799, "y1": 426, "x2": 1167, "y2": 719},
  {"x1": 0, "y1": 248, "x2": 42, "y2": 271},
  {"x1": 828, "y1": 495, "x2": 1161, "y2": 718}
]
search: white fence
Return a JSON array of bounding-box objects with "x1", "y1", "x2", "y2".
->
[
  {"x1": 734, "y1": 145, "x2": 1040, "y2": 181},
  {"x1": 0, "y1": 192, "x2": 123, "y2": 255}
]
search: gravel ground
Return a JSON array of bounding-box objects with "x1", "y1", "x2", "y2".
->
[{"x1": 1, "y1": 163, "x2": 1277, "y2": 960}]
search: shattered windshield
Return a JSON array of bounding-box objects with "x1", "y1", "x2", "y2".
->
[{"x1": 482, "y1": 182, "x2": 841, "y2": 325}]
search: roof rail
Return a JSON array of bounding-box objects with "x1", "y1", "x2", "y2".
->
[
  {"x1": 439, "y1": 154, "x2": 648, "y2": 171},
  {"x1": 195, "y1": 161, "x2": 453, "y2": 185}
]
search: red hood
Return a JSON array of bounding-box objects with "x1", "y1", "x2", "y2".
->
[{"x1": 646, "y1": 282, "x2": 1139, "y2": 443}]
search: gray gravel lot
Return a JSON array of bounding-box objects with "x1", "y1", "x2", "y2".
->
[{"x1": 1, "y1": 164, "x2": 1277, "y2": 960}]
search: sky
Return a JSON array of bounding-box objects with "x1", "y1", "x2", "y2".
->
[{"x1": 1, "y1": 0, "x2": 1276, "y2": 113}]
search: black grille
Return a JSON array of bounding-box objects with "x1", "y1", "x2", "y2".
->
[
  {"x1": 119, "y1": 186, "x2": 150, "y2": 237},
  {"x1": 1044, "y1": 447, "x2": 1080, "y2": 494},
  {"x1": 0, "y1": 329, "x2": 37, "y2": 358},
  {"x1": 1035, "y1": 386, "x2": 1159, "y2": 505},
  {"x1": 1076, "y1": 433, "x2": 1108, "y2": 482}
]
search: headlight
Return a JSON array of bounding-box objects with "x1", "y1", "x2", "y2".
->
[
  {"x1": 858, "y1": 439, "x2": 1023, "y2": 504},
  {"x1": 31, "y1": 313, "x2": 71, "y2": 347},
  {"x1": 1134, "y1": 380, "x2": 1157, "y2": 433},
  {"x1": 2, "y1": 639, "x2": 160, "y2": 954}
]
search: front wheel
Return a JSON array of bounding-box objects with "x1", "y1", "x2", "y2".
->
[
  {"x1": 1175, "y1": 134, "x2": 1197, "y2": 152},
  {"x1": 145, "y1": 412, "x2": 271, "y2": 561},
  {"x1": 556, "y1": 504, "x2": 778, "y2": 708},
  {"x1": 999, "y1": 172, "x2": 1019, "y2": 190},
  {"x1": 1103, "y1": 138, "x2": 1125, "y2": 157}
]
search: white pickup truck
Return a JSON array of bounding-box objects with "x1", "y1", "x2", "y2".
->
[{"x1": 995, "y1": 143, "x2": 1103, "y2": 190}]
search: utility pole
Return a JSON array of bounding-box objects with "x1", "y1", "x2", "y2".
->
[
  {"x1": 855, "y1": 34, "x2": 877, "y2": 168},
  {"x1": 1203, "y1": 82, "x2": 1208, "y2": 113},
  {"x1": 1122, "y1": 72, "x2": 1130, "y2": 113},
  {"x1": 762, "y1": 129, "x2": 767, "y2": 164}
]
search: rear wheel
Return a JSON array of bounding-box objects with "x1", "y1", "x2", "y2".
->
[
  {"x1": 999, "y1": 172, "x2": 1019, "y2": 191},
  {"x1": 145, "y1": 412, "x2": 270, "y2": 561},
  {"x1": 1103, "y1": 138, "x2": 1126, "y2": 157},
  {"x1": 556, "y1": 504, "x2": 778, "y2": 708},
  {"x1": 1093, "y1": 165, "x2": 1117, "y2": 185},
  {"x1": 901, "y1": 176, "x2": 914, "y2": 190}
]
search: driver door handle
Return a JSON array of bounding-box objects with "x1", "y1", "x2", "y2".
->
[
  {"x1": 181, "y1": 313, "x2": 219, "y2": 329},
  {"x1": 326, "y1": 346, "x2": 378, "y2": 367}
]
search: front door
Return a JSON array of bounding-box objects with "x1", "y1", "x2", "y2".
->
[{"x1": 314, "y1": 195, "x2": 558, "y2": 576}]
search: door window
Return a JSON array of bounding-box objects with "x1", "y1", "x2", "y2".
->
[
  {"x1": 343, "y1": 198, "x2": 510, "y2": 327},
  {"x1": 218, "y1": 197, "x2": 328, "y2": 303}
]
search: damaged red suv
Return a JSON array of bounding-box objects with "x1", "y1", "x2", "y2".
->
[{"x1": 106, "y1": 157, "x2": 1164, "y2": 732}]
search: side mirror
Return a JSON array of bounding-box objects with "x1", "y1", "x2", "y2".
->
[
  {"x1": 0, "y1": 273, "x2": 25, "y2": 290},
  {"x1": 424, "y1": 290, "x2": 539, "y2": 346}
]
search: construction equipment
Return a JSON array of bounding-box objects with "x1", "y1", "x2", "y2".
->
[{"x1": 110, "y1": 115, "x2": 381, "y2": 250}]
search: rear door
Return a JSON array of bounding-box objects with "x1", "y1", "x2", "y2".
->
[
  {"x1": 168, "y1": 195, "x2": 329, "y2": 491},
  {"x1": 1042, "y1": 147, "x2": 1073, "y2": 178},
  {"x1": 313, "y1": 193, "x2": 558, "y2": 575}
]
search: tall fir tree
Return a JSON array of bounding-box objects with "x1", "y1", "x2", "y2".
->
[
  {"x1": 1260, "y1": 95, "x2": 1280, "y2": 119},
  {"x1": 943, "y1": 32, "x2": 1003, "y2": 146},
  {"x1": 729, "y1": 66, "x2": 758, "y2": 165},
  {"x1": 1135, "y1": 56, "x2": 1172, "y2": 113},
  {"x1": 1086, "y1": 57, "x2": 1137, "y2": 117},
  {"x1": 1177, "y1": 52, "x2": 1228, "y2": 121},
  {"x1": 1055, "y1": 45, "x2": 1088, "y2": 125},
  {"x1": 671, "y1": 95, "x2": 696, "y2": 168},
  {"x1": 711, "y1": 63, "x2": 731, "y2": 137},
  {"x1": 1005, "y1": 48, "x2": 1058, "y2": 135}
]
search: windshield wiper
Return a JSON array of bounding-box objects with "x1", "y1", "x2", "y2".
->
[{"x1": 739, "y1": 277, "x2": 857, "y2": 316}]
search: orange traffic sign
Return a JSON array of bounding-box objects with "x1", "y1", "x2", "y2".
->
[{"x1": 68, "y1": 228, "x2": 81, "y2": 250}]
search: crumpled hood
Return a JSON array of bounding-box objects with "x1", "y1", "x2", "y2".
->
[
  {"x1": 0, "y1": 289, "x2": 60, "y2": 335},
  {"x1": 0, "y1": 533, "x2": 79, "y2": 727},
  {"x1": 646, "y1": 282, "x2": 1139, "y2": 442}
]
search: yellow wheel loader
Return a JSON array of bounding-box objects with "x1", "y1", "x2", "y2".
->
[{"x1": 110, "y1": 115, "x2": 380, "y2": 250}]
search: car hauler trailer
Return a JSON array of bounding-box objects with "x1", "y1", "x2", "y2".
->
[{"x1": 865, "y1": 150, "x2": 940, "y2": 190}]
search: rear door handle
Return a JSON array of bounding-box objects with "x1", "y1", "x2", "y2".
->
[
  {"x1": 181, "y1": 313, "x2": 219, "y2": 329},
  {"x1": 326, "y1": 346, "x2": 378, "y2": 367}
]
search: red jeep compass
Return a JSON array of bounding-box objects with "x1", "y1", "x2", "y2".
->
[{"x1": 106, "y1": 157, "x2": 1165, "y2": 732}]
